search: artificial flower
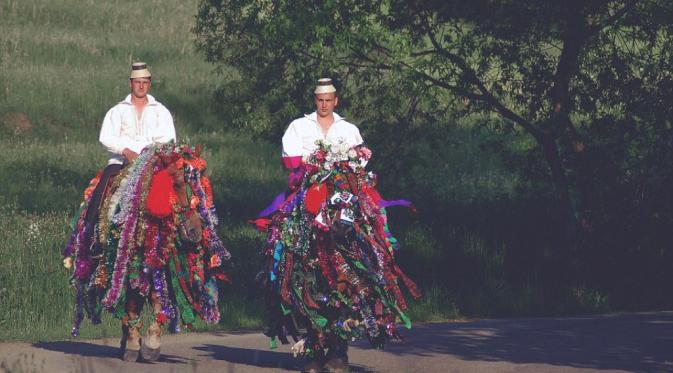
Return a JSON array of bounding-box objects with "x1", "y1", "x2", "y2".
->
[{"x1": 209, "y1": 254, "x2": 222, "y2": 268}]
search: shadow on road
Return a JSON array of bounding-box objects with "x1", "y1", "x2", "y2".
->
[
  {"x1": 194, "y1": 344, "x2": 374, "y2": 372},
  {"x1": 194, "y1": 344, "x2": 298, "y2": 371},
  {"x1": 33, "y1": 341, "x2": 189, "y2": 365},
  {"x1": 386, "y1": 312, "x2": 673, "y2": 373},
  {"x1": 34, "y1": 341, "x2": 119, "y2": 359}
]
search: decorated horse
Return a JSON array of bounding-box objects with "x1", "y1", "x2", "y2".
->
[
  {"x1": 63, "y1": 142, "x2": 230, "y2": 361},
  {"x1": 252, "y1": 140, "x2": 421, "y2": 369}
]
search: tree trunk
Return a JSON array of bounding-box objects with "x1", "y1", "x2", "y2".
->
[{"x1": 540, "y1": 132, "x2": 579, "y2": 247}]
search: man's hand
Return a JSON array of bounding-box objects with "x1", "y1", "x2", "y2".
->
[{"x1": 122, "y1": 148, "x2": 139, "y2": 163}]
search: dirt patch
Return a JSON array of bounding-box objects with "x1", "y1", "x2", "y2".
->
[{"x1": 1, "y1": 112, "x2": 33, "y2": 135}]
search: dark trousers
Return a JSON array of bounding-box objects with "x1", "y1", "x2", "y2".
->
[{"x1": 84, "y1": 163, "x2": 123, "y2": 225}]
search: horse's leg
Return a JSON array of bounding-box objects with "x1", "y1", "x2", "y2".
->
[
  {"x1": 120, "y1": 289, "x2": 143, "y2": 362},
  {"x1": 141, "y1": 290, "x2": 162, "y2": 361},
  {"x1": 324, "y1": 333, "x2": 350, "y2": 372},
  {"x1": 301, "y1": 326, "x2": 327, "y2": 373}
]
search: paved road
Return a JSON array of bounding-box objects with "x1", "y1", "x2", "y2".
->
[{"x1": 1, "y1": 312, "x2": 672, "y2": 373}]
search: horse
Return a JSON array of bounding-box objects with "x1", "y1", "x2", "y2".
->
[
  {"x1": 63, "y1": 143, "x2": 230, "y2": 361},
  {"x1": 252, "y1": 141, "x2": 421, "y2": 370}
]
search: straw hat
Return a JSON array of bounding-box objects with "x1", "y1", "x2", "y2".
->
[
  {"x1": 314, "y1": 78, "x2": 336, "y2": 94},
  {"x1": 129, "y1": 62, "x2": 152, "y2": 79}
]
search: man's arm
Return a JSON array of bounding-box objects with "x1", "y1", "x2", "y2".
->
[
  {"x1": 99, "y1": 109, "x2": 126, "y2": 155},
  {"x1": 352, "y1": 125, "x2": 364, "y2": 146},
  {"x1": 281, "y1": 120, "x2": 304, "y2": 169},
  {"x1": 99, "y1": 108, "x2": 141, "y2": 162}
]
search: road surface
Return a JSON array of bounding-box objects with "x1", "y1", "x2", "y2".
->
[{"x1": 1, "y1": 312, "x2": 672, "y2": 372}]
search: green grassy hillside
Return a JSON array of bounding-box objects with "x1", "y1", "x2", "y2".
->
[{"x1": 0, "y1": 0, "x2": 289, "y2": 341}]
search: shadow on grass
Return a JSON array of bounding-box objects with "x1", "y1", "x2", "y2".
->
[
  {"x1": 194, "y1": 344, "x2": 374, "y2": 372},
  {"x1": 33, "y1": 341, "x2": 189, "y2": 365}
]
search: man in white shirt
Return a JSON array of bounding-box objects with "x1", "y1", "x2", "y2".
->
[
  {"x1": 281, "y1": 78, "x2": 363, "y2": 169},
  {"x1": 84, "y1": 62, "x2": 175, "y2": 226},
  {"x1": 80, "y1": 62, "x2": 176, "y2": 361},
  {"x1": 279, "y1": 78, "x2": 360, "y2": 372}
]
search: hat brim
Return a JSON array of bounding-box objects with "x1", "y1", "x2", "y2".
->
[
  {"x1": 130, "y1": 70, "x2": 152, "y2": 79},
  {"x1": 314, "y1": 85, "x2": 336, "y2": 94}
]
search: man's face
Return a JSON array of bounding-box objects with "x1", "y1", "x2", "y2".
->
[
  {"x1": 129, "y1": 77, "x2": 151, "y2": 99},
  {"x1": 314, "y1": 92, "x2": 338, "y2": 118}
]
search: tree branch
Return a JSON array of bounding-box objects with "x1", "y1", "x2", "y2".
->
[
  {"x1": 421, "y1": 20, "x2": 544, "y2": 141},
  {"x1": 410, "y1": 49, "x2": 440, "y2": 57},
  {"x1": 587, "y1": 0, "x2": 640, "y2": 35}
]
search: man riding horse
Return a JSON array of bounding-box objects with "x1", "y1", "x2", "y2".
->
[{"x1": 62, "y1": 62, "x2": 230, "y2": 362}]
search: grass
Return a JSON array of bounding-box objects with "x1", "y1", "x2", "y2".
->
[{"x1": 0, "y1": 0, "x2": 222, "y2": 140}]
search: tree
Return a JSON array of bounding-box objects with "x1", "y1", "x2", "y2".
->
[{"x1": 194, "y1": 0, "x2": 673, "y2": 250}]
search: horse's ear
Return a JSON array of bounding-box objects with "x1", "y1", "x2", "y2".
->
[{"x1": 194, "y1": 145, "x2": 202, "y2": 158}]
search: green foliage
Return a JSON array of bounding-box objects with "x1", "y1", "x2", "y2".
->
[
  {"x1": 406, "y1": 286, "x2": 460, "y2": 322},
  {"x1": 194, "y1": 0, "x2": 673, "y2": 316},
  {"x1": 0, "y1": 210, "x2": 82, "y2": 341},
  {"x1": 194, "y1": 1, "x2": 673, "y2": 130}
]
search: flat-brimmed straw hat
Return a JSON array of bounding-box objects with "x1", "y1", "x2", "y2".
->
[
  {"x1": 130, "y1": 62, "x2": 152, "y2": 79},
  {"x1": 314, "y1": 78, "x2": 336, "y2": 94}
]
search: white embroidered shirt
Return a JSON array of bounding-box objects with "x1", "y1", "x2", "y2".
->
[
  {"x1": 99, "y1": 94, "x2": 176, "y2": 165},
  {"x1": 282, "y1": 112, "x2": 363, "y2": 159}
]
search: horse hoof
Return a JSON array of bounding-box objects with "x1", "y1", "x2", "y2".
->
[
  {"x1": 121, "y1": 348, "x2": 140, "y2": 362},
  {"x1": 141, "y1": 345, "x2": 161, "y2": 362}
]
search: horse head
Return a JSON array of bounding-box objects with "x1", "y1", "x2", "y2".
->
[{"x1": 147, "y1": 145, "x2": 207, "y2": 245}]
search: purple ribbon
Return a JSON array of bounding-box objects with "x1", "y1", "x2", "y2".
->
[
  {"x1": 259, "y1": 193, "x2": 411, "y2": 217},
  {"x1": 379, "y1": 199, "x2": 413, "y2": 208},
  {"x1": 286, "y1": 190, "x2": 304, "y2": 214},
  {"x1": 258, "y1": 191, "x2": 287, "y2": 217}
]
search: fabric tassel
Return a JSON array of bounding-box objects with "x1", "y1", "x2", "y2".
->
[
  {"x1": 316, "y1": 233, "x2": 336, "y2": 288},
  {"x1": 280, "y1": 252, "x2": 294, "y2": 304}
]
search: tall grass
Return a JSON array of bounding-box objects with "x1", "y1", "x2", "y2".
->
[{"x1": 0, "y1": 0, "x2": 222, "y2": 140}]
